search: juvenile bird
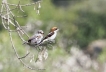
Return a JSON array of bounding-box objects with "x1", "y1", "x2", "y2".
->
[{"x1": 27, "y1": 30, "x2": 44, "y2": 46}]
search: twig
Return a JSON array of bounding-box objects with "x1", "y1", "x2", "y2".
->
[
  {"x1": 8, "y1": 28, "x2": 43, "y2": 70},
  {"x1": 7, "y1": 1, "x2": 41, "y2": 7},
  {"x1": 18, "y1": 52, "x2": 30, "y2": 59}
]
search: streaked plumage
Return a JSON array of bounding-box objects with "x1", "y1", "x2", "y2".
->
[{"x1": 40, "y1": 27, "x2": 59, "y2": 44}]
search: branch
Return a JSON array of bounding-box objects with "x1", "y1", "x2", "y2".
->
[{"x1": 1, "y1": 0, "x2": 45, "y2": 70}]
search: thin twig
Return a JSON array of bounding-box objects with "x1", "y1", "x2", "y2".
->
[
  {"x1": 8, "y1": 29, "x2": 42, "y2": 70},
  {"x1": 18, "y1": 52, "x2": 30, "y2": 59},
  {"x1": 7, "y1": 1, "x2": 41, "y2": 7}
]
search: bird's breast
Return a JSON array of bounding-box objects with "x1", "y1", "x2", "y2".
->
[{"x1": 49, "y1": 32, "x2": 57, "y2": 40}]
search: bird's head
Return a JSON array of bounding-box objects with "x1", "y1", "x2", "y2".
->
[
  {"x1": 37, "y1": 30, "x2": 44, "y2": 35},
  {"x1": 50, "y1": 27, "x2": 59, "y2": 32}
]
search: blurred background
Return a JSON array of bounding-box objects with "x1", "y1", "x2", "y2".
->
[{"x1": 0, "y1": 0, "x2": 106, "y2": 72}]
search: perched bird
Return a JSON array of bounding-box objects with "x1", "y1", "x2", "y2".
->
[
  {"x1": 26, "y1": 30, "x2": 44, "y2": 46},
  {"x1": 40, "y1": 27, "x2": 59, "y2": 44}
]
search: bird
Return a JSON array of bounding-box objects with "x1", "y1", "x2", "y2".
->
[
  {"x1": 26, "y1": 30, "x2": 44, "y2": 46},
  {"x1": 40, "y1": 27, "x2": 59, "y2": 44}
]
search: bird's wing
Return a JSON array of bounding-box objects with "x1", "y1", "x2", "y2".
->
[
  {"x1": 42, "y1": 32, "x2": 54, "y2": 41},
  {"x1": 36, "y1": 35, "x2": 41, "y2": 39},
  {"x1": 28, "y1": 34, "x2": 38, "y2": 43}
]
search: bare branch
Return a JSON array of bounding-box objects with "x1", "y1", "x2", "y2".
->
[{"x1": 0, "y1": 0, "x2": 47, "y2": 70}]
